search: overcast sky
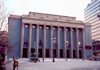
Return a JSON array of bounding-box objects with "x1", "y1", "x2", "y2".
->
[{"x1": 4, "y1": 0, "x2": 91, "y2": 21}]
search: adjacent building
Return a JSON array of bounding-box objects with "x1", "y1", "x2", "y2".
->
[
  {"x1": 84, "y1": 0, "x2": 100, "y2": 41},
  {"x1": 8, "y1": 12, "x2": 92, "y2": 59}
]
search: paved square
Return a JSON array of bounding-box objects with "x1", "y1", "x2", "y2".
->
[{"x1": 15, "y1": 58, "x2": 100, "y2": 70}]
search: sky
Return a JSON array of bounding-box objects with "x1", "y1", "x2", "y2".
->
[{"x1": 4, "y1": 0, "x2": 91, "y2": 21}]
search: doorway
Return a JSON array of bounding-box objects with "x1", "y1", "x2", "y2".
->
[
  {"x1": 46, "y1": 49, "x2": 49, "y2": 58},
  {"x1": 23, "y1": 48, "x2": 28, "y2": 58},
  {"x1": 67, "y1": 50, "x2": 69, "y2": 58},
  {"x1": 79, "y1": 50, "x2": 82, "y2": 58},
  {"x1": 38, "y1": 49, "x2": 42, "y2": 57},
  {"x1": 53, "y1": 49, "x2": 56, "y2": 58},
  {"x1": 60, "y1": 49, "x2": 63, "y2": 58},
  {"x1": 73, "y1": 50, "x2": 76, "y2": 58}
]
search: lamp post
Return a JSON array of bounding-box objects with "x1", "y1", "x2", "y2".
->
[
  {"x1": 52, "y1": 36, "x2": 56, "y2": 62},
  {"x1": 66, "y1": 41, "x2": 69, "y2": 61}
]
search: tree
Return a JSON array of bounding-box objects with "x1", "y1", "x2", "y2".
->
[{"x1": 0, "y1": 0, "x2": 13, "y2": 54}]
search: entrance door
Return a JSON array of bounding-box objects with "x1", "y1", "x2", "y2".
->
[
  {"x1": 67, "y1": 50, "x2": 69, "y2": 58},
  {"x1": 23, "y1": 48, "x2": 27, "y2": 58},
  {"x1": 53, "y1": 49, "x2": 56, "y2": 58},
  {"x1": 60, "y1": 49, "x2": 63, "y2": 58},
  {"x1": 73, "y1": 50, "x2": 76, "y2": 58},
  {"x1": 79, "y1": 50, "x2": 82, "y2": 58},
  {"x1": 38, "y1": 49, "x2": 42, "y2": 57},
  {"x1": 46, "y1": 49, "x2": 49, "y2": 58}
]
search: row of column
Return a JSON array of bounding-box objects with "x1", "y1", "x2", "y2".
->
[{"x1": 20, "y1": 23, "x2": 85, "y2": 59}]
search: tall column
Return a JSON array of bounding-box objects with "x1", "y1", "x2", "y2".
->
[
  {"x1": 28, "y1": 24, "x2": 32, "y2": 58},
  {"x1": 43, "y1": 25, "x2": 46, "y2": 58},
  {"x1": 76, "y1": 28, "x2": 79, "y2": 59},
  {"x1": 82, "y1": 28, "x2": 85, "y2": 60},
  {"x1": 36, "y1": 24, "x2": 39, "y2": 54},
  {"x1": 64, "y1": 27, "x2": 66, "y2": 58},
  {"x1": 20, "y1": 23, "x2": 24, "y2": 58},
  {"x1": 57, "y1": 27, "x2": 60, "y2": 58},
  {"x1": 50, "y1": 26, "x2": 53, "y2": 58},
  {"x1": 70, "y1": 28, "x2": 73, "y2": 58}
]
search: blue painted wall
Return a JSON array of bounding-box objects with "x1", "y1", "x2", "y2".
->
[
  {"x1": 73, "y1": 29, "x2": 76, "y2": 50},
  {"x1": 60, "y1": 28, "x2": 64, "y2": 49},
  {"x1": 66, "y1": 28, "x2": 70, "y2": 49},
  {"x1": 46, "y1": 27, "x2": 50, "y2": 49},
  {"x1": 31, "y1": 25, "x2": 36, "y2": 49},
  {"x1": 8, "y1": 18, "x2": 21, "y2": 58},
  {"x1": 53, "y1": 27, "x2": 57, "y2": 49},
  {"x1": 39, "y1": 26, "x2": 43, "y2": 48},
  {"x1": 24, "y1": 24, "x2": 29, "y2": 48},
  {"x1": 78, "y1": 29, "x2": 82, "y2": 50}
]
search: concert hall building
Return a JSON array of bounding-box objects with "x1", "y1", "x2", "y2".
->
[{"x1": 8, "y1": 12, "x2": 92, "y2": 59}]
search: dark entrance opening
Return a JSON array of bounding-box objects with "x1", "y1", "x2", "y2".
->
[
  {"x1": 23, "y1": 48, "x2": 27, "y2": 58},
  {"x1": 38, "y1": 49, "x2": 42, "y2": 58},
  {"x1": 53, "y1": 49, "x2": 56, "y2": 58},
  {"x1": 46, "y1": 49, "x2": 49, "y2": 58},
  {"x1": 73, "y1": 50, "x2": 76, "y2": 58},
  {"x1": 60, "y1": 49, "x2": 63, "y2": 58},
  {"x1": 67, "y1": 50, "x2": 69, "y2": 58},
  {"x1": 79, "y1": 50, "x2": 82, "y2": 58}
]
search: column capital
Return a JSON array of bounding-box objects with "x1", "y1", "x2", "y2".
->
[
  {"x1": 44, "y1": 25, "x2": 46, "y2": 29},
  {"x1": 70, "y1": 27, "x2": 73, "y2": 31},
  {"x1": 76, "y1": 28, "x2": 79, "y2": 31},
  {"x1": 37, "y1": 24, "x2": 39, "y2": 28},
  {"x1": 57, "y1": 26, "x2": 60, "y2": 30},
  {"x1": 64, "y1": 27, "x2": 66, "y2": 31}
]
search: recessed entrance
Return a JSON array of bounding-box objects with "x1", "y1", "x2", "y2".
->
[
  {"x1": 46, "y1": 49, "x2": 49, "y2": 58},
  {"x1": 53, "y1": 49, "x2": 56, "y2": 58},
  {"x1": 38, "y1": 49, "x2": 42, "y2": 57},
  {"x1": 79, "y1": 50, "x2": 82, "y2": 58},
  {"x1": 60, "y1": 49, "x2": 63, "y2": 58},
  {"x1": 73, "y1": 50, "x2": 76, "y2": 58},
  {"x1": 67, "y1": 50, "x2": 69, "y2": 58},
  {"x1": 23, "y1": 48, "x2": 28, "y2": 58}
]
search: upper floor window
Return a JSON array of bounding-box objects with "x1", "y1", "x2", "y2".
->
[
  {"x1": 53, "y1": 27, "x2": 55, "y2": 30},
  {"x1": 46, "y1": 27, "x2": 49, "y2": 29},
  {"x1": 25, "y1": 25, "x2": 28, "y2": 27},
  {"x1": 39, "y1": 26, "x2": 42, "y2": 29},
  {"x1": 60, "y1": 28, "x2": 62, "y2": 30},
  {"x1": 66, "y1": 29, "x2": 68, "y2": 31},
  {"x1": 32, "y1": 26, "x2": 35, "y2": 28}
]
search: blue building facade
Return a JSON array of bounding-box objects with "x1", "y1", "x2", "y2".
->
[{"x1": 8, "y1": 12, "x2": 92, "y2": 59}]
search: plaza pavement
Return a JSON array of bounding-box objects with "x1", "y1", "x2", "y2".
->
[{"x1": 6, "y1": 58, "x2": 100, "y2": 70}]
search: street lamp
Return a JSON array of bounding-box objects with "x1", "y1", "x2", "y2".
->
[{"x1": 51, "y1": 36, "x2": 56, "y2": 62}]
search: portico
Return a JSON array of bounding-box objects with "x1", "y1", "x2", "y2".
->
[{"x1": 20, "y1": 14, "x2": 85, "y2": 59}]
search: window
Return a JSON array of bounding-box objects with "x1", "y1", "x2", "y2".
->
[
  {"x1": 32, "y1": 26, "x2": 35, "y2": 28},
  {"x1": 39, "y1": 26, "x2": 42, "y2": 29},
  {"x1": 60, "y1": 28, "x2": 62, "y2": 30},
  {"x1": 53, "y1": 28, "x2": 55, "y2": 30},
  {"x1": 66, "y1": 29, "x2": 68, "y2": 31},
  {"x1": 46, "y1": 27, "x2": 49, "y2": 29},
  {"x1": 25, "y1": 25, "x2": 28, "y2": 27}
]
